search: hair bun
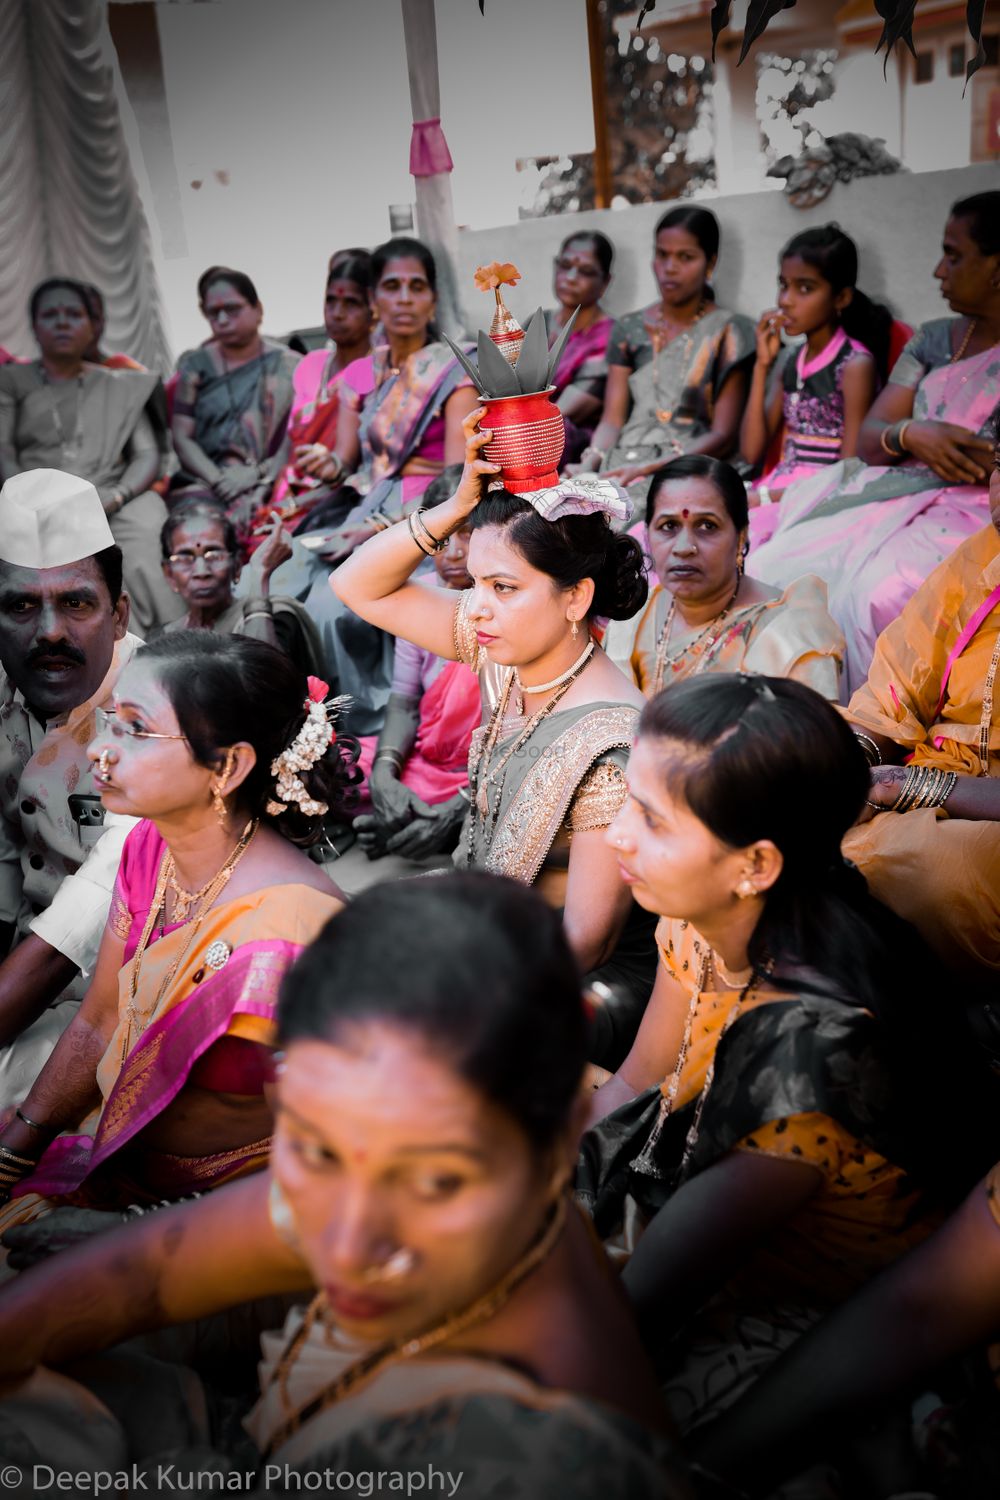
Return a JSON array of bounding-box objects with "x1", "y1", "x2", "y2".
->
[{"x1": 592, "y1": 532, "x2": 648, "y2": 621}]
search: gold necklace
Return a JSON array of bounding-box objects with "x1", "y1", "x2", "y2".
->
[
  {"x1": 951, "y1": 317, "x2": 977, "y2": 364},
  {"x1": 979, "y1": 628, "x2": 1000, "y2": 775},
  {"x1": 264, "y1": 1197, "x2": 567, "y2": 1456},
  {"x1": 166, "y1": 860, "x2": 225, "y2": 923},
  {"x1": 652, "y1": 579, "x2": 744, "y2": 695},
  {"x1": 121, "y1": 819, "x2": 258, "y2": 1061}
]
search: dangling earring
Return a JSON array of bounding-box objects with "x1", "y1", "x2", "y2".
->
[
  {"x1": 570, "y1": 617, "x2": 579, "y2": 640},
  {"x1": 737, "y1": 533, "x2": 748, "y2": 580},
  {"x1": 735, "y1": 876, "x2": 757, "y2": 900},
  {"x1": 212, "y1": 747, "x2": 236, "y2": 827}
]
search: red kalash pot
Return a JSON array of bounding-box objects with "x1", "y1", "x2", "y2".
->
[{"x1": 480, "y1": 386, "x2": 566, "y2": 493}]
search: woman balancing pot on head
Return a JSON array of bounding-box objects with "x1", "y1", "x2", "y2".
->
[
  {"x1": 0, "y1": 876, "x2": 685, "y2": 1497},
  {"x1": 335, "y1": 280, "x2": 659, "y2": 1068},
  {"x1": 0, "y1": 633, "x2": 351, "y2": 1263},
  {"x1": 603, "y1": 455, "x2": 844, "y2": 701},
  {"x1": 580, "y1": 674, "x2": 996, "y2": 1439}
]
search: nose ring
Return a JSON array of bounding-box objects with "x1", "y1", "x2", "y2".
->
[{"x1": 98, "y1": 749, "x2": 112, "y2": 778}]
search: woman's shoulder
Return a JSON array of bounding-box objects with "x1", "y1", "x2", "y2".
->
[
  {"x1": 0, "y1": 360, "x2": 39, "y2": 393},
  {"x1": 299, "y1": 1385, "x2": 677, "y2": 1500}
]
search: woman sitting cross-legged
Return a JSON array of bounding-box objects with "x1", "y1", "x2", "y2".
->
[
  {"x1": 0, "y1": 875, "x2": 687, "y2": 1499},
  {"x1": 581, "y1": 674, "x2": 996, "y2": 1439},
  {"x1": 0, "y1": 633, "x2": 351, "y2": 1265},
  {"x1": 603, "y1": 455, "x2": 844, "y2": 701},
  {"x1": 168, "y1": 267, "x2": 300, "y2": 547},
  {"x1": 159, "y1": 499, "x2": 324, "y2": 678}
]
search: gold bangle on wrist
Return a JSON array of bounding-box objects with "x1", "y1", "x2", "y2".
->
[{"x1": 896, "y1": 419, "x2": 912, "y2": 454}]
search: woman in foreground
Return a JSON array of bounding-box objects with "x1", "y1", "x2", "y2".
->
[{"x1": 0, "y1": 875, "x2": 685, "y2": 1498}]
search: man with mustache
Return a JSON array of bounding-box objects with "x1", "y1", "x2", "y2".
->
[{"x1": 0, "y1": 469, "x2": 140, "y2": 1107}]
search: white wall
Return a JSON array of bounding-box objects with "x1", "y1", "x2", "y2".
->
[
  {"x1": 455, "y1": 163, "x2": 1000, "y2": 337},
  {"x1": 125, "y1": 0, "x2": 594, "y2": 356}
]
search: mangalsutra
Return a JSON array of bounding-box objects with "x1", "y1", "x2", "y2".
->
[
  {"x1": 651, "y1": 301, "x2": 706, "y2": 424},
  {"x1": 39, "y1": 367, "x2": 85, "y2": 463},
  {"x1": 264, "y1": 1197, "x2": 567, "y2": 1455}
]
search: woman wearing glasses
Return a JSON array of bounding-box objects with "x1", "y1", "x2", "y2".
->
[
  {"x1": 158, "y1": 499, "x2": 324, "y2": 676},
  {"x1": 0, "y1": 633, "x2": 351, "y2": 1272}
]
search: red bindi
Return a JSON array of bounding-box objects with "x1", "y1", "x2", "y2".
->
[{"x1": 680, "y1": 508, "x2": 691, "y2": 520}]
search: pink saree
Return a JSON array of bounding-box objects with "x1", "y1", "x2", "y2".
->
[
  {"x1": 749, "y1": 342, "x2": 1000, "y2": 697},
  {"x1": 8, "y1": 821, "x2": 338, "y2": 1211}
]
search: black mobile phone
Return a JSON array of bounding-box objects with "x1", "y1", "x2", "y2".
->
[{"x1": 67, "y1": 793, "x2": 106, "y2": 829}]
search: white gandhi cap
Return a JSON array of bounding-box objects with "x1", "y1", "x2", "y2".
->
[{"x1": 0, "y1": 469, "x2": 116, "y2": 569}]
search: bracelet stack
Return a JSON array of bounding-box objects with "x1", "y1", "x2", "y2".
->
[
  {"x1": 881, "y1": 764, "x2": 958, "y2": 814},
  {"x1": 879, "y1": 420, "x2": 912, "y2": 459},
  {"x1": 853, "y1": 731, "x2": 883, "y2": 768},
  {"x1": 407, "y1": 508, "x2": 447, "y2": 556},
  {"x1": 373, "y1": 749, "x2": 404, "y2": 773},
  {"x1": 0, "y1": 1142, "x2": 36, "y2": 1199}
]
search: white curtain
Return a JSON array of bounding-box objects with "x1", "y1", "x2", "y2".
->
[{"x1": 0, "y1": 0, "x2": 169, "y2": 368}]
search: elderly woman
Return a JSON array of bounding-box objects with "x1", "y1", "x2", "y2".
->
[
  {"x1": 0, "y1": 875, "x2": 684, "y2": 1498},
  {"x1": 750, "y1": 191, "x2": 1000, "y2": 694},
  {"x1": 0, "y1": 278, "x2": 179, "y2": 634},
  {"x1": 571, "y1": 207, "x2": 754, "y2": 497},
  {"x1": 168, "y1": 267, "x2": 300, "y2": 544},
  {"x1": 0, "y1": 633, "x2": 350, "y2": 1253},
  {"x1": 841, "y1": 413, "x2": 1000, "y2": 983},
  {"x1": 604, "y1": 456, "x2": 844, "y2": 700},
  {"x1": 159, "y1": 499, "x2": 323, "y2": 676}
]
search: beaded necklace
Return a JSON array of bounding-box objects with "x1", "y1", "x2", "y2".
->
[
  {"x1": 652, "y1": 579, "x2": 743, "y2": 695},
  {"x1": 631, "y1": 953, "x2": 773, "y2": 1182},
  {"x1": 469, "y1": 649, "x2": 595, "y2": 857}
]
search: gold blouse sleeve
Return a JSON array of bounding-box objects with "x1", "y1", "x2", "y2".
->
[
  {"x1": 107, "y1": 889, "x2": 132, "y2": 943},
  {"x1": 568, "y1": 759, "x2": 628, "y2": 833},
  {"x1": 452, "y1": 590, "x2": 481, "y2": 672}
]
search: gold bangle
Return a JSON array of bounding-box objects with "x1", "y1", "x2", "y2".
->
[{"x1": 896, "y1": 419, "x2": 912, "y2": 454}]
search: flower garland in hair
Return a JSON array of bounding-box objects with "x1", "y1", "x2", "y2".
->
[{"x1": 267, "y1": 677, "x2": 349, "y2": 820}]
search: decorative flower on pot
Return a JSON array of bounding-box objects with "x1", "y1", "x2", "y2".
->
[{"x1": 444, "y1": 263, "x2": 585, "y2": 494}]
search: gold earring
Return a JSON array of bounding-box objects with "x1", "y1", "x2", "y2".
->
[
  {"x1": 212, "y1": 748, "x2": 237, "y2": 827},
  {"x1": 735, "y1": 876, "x2": 757, "y2": 900},
  {"x1": 570, "y1": 617, "x2": 579, "y2": 640}
]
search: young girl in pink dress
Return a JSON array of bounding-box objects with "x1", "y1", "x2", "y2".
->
[{"x1": 743, "y1": 226, "x2": 892, "y2": 543}]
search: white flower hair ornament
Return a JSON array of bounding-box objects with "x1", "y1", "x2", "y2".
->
[{"x1": 266, "y1": 677, "x2": 350, "y2": 819}]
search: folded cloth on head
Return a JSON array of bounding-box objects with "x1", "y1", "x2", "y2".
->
[{"x1": 513, "y1": 475, "x2": 632, "y2": 526}]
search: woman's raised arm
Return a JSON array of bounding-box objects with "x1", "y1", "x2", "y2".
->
[{"x1": 332, "y1": 408, "x2": 499, "y2": 660}]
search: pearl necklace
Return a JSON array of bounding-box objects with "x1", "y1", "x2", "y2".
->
[{"x1": 513, "y1": 640, "x2": 595, "y2": 717}]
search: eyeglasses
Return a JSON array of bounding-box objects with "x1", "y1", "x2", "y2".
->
[
  {"x1": 95, "y1": 707, "x2": 188, "y2": 743},
  {"x1": 166, "y1": 549, "x2": 233, "y2": 569}
]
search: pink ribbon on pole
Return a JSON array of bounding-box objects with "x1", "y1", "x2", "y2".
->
[{"x1": 409, "y1": 117, "x2": 454, "y2": 177}]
